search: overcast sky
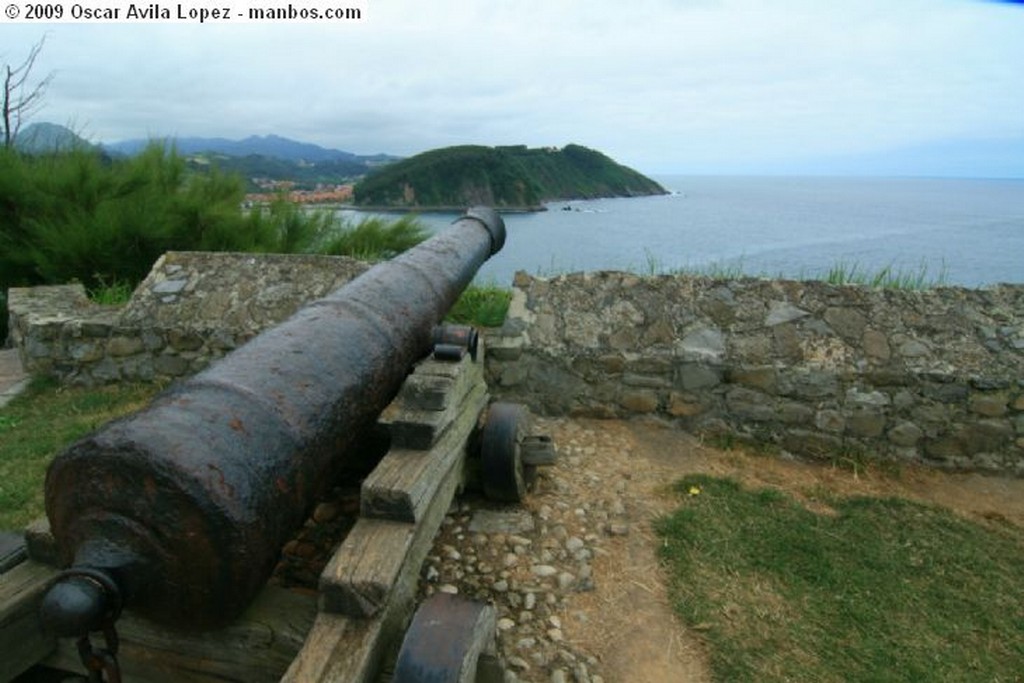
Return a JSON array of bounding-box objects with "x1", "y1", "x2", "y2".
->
[{"x1": 4, "y1": 0, "x2": 1024, "y2": 175}]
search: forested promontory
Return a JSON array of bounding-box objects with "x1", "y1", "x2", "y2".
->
[{"x1": 353, "y1": 144, "x2": 666, "y2": 210}]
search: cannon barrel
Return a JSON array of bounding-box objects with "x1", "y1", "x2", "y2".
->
[{"x1": 40, "y1": 207, "x2": 506, "y2": 633}]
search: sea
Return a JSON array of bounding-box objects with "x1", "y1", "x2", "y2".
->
[{"x1": 339, "y1": 175, "x2": 1024, "y2": 288}]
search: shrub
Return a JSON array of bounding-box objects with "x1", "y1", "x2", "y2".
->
[
  {"x1": 0, "y1": 145, "x2": 415, "y2": 341},
  {"x1": 319, "y1": 214, "x2": 429, "y2": 260}
]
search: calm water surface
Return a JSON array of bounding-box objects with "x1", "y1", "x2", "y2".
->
[{"x1": 341, "y1": 175, "x2": 1024, "y2": 287}]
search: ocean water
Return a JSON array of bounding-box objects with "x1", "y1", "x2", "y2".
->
[{"x1": 341, "y1": 175, "x2": 1024, "y2": 287}]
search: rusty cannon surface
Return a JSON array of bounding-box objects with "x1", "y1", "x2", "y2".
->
[{"x1": 38, "y1": 207, "x2": 506, "y2": 639}]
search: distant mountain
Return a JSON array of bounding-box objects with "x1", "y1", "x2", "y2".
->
[
  {"x1": 354, "y1": 144, "x2": 667, "y2": 210},
  {"x1": 15, "y1": 123, "x2": 94, "y2": 154},
  {"x1": 104, "y1": 134, "x2": 397, "y2": 165}
]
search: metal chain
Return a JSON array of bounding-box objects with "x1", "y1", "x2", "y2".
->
[{"x1": 75, "y1": 621, "x2": 122, "y2": 683}]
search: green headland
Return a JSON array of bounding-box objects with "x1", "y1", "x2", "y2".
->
[{"x1": 353, "y1": 143, "x2": 666, "y2": 211}]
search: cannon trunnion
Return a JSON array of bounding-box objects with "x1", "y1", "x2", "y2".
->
[{"x1": 40, "y1": 208, "x2": 506, "y2": 635}]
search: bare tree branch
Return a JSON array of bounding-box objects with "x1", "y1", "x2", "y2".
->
[{"x1": 2, "y1": 35, "x2": 55, "y2": 149}]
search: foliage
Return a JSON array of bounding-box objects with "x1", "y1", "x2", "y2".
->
[
  {"x1": 319, "y1": 214, "x2": 429, "y2": 260},
  {"x1": 657, "y1": 475, "x2": 1024, "y2": 682},
  {"x1": 353, "y1": 143, "x2": 665, "y2": 209},
  {"x1": 0, "y1": 145, "x2": 428, "y2": 341},
  {"x1": 87, "y1": 276, "x2": 135, "y2": 306},
  {"x1": 447, "y1": 283, "x2": 512, "y2": 328},
  {"x1": 0, "y1": 377, "x2": 163, "y2": 529}
]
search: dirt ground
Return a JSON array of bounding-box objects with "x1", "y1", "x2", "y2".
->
[{"x1": 535, "y1": 417, "x2": 1024, "y2": 683}]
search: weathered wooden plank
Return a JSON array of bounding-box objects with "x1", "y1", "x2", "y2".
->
[
  {"x1": 283, "y1": 553, "x2": 422, "y2": 683},
  {"x1": 23, "y1": 517, "x2": 59, "y2": 566},
  {"x1": 0, "y1": 560, "x2": 59, "y2": 681},
  {"x1": 0, "y1": 531, "x2": 27, "y2": 573},
  {"x1": 380, "y1": 355, "x2": 484, "y2": 449},
  {"x1": 362, "y1": 382, "x2": 488, "y2": 523},
  {"x1": 279, "y1": 612, "x2": 381, "y2": 683},
  {"x1": 319, "y1": 519, "x2": 413, "y2": 618},
  {"x1": 43, "y1": 585, "x2": 316, "y2": 683},
  {"x1": 321, "y1": 416, "x2": 470, "y2": 618},
  {"x1": 399, "y1": 349, "x2": 484, "y2": 412}
]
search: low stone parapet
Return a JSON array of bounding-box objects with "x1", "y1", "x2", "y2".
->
[
  {"x1": 485, "y1": 271, "x2": 1024, "y2": 475},
  {"x1": 7, "y1": 251, "x2": 369, "y2": 386}
]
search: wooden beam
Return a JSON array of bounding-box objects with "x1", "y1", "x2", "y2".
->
[
  {"x1": 361, "y1": 383, "x2": 487, "y2": 523},
  {"x1": 380, "y1": 354, "x2": 484, "y2": 449},
  {"x1": 399, "y1": 351, "x2": 484, "y2": 412},
  {"x1": 43, "y1": 585, "x2": 316, "y2": 683},
  {"x1": 0, "y1": 560, "x2": 58, "y2": 681},
  {"x1": 0, "y1": 532, "x2": 27, "y2": 573},
  {"x1": 23, "y1": 517, "x2": 59, "y2": 566},
  {"x1": 320, "y1": 392, "x2": 477, "y2": 618}
]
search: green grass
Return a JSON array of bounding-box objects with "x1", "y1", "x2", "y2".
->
[
  {"x1": 634, "y1": 252, "x2": 949, "y2": 291},
  {"x1": 824, "y1": 260, "x2": 948, "y2": 290},
  {"x1": 447, "y1": 283, "x2": 512, "y2": 328},
  {"x1": 657, "y1": 475, "x2": 1024, "y2": 682},
  {"x1": 86, "y1": 276, "x2": 135, "y2": 305},
  {"x1": 0, "y1": 377, "x2": 163, "y2": 530}
]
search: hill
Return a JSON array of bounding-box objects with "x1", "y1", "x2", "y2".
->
[
  {"x1": 14, "y1": 123, "x2": 95, "y2": 154},
  {"x1": 104, "y1": 134, "x2": 395, "y2": 164},
  {"x1": 353, "y1": 144, "x2": 666, "y2": 210},
  {"x1": 186, "y1": 152, "x2": 376, "y2": 190},
  {"x1": 103, "y1": 134, "x2": 400, "y2": 191}
]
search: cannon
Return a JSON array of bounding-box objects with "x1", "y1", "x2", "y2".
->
[{"x1": 38, "y1": 207, "x2": 507, "y2": 641}]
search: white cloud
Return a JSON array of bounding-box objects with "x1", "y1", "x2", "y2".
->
[{"x1": 4, "y1": 0, "x2": 1023, "y2": 173}]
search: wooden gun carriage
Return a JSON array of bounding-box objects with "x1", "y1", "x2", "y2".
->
[{"x1": 0, "y1": 207, "x2": 555, "y2": 683}]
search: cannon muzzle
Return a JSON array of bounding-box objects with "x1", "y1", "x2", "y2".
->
[{"x1": 41, "y1": 207, "x2": 506, "y2": 632}]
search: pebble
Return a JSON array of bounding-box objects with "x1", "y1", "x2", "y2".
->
[
  {"x1": 508, "y1": 656, "x2": 531, "y2": 671},
  {"x1": 312, "y1": 501, "x2": 340, "y2": 524},
  {"x1": 416, "y1": 418, "x2": 634, "y2": 683}
]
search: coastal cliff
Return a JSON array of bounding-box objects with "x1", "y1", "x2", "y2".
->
[{"x1": 353, "y1": 144, "x2": 666, "y2": 211}]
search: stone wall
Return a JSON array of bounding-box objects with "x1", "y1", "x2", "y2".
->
[
  {"x1": 486, "y1": 272, "x2": 1024, "y2": 475},
  {"x1": 7, "y1": 251, "x2": 368, "y2": 386},
  {"x1": 9, "y1": 254, "x2": 1024, "y2": 475}
]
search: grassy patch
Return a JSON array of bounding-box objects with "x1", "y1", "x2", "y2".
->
[
  {"x1": 0, "y1": 377, "x2": 162, "y2": 530},
  {"x1": 87, "y1": 276, "x2": 136, "y2": 305},
  {"x1": 636, "y1": 253, "x2": 949, "y2": 291},
  {"x1": 825, "y1": 260, "x2": 948, "y2": 290},
  {"x1": 448, "y1": 283, "x2": 512, "y2": 328},
  {"x1": 657, "y1": 475, "x2": 1024, "y2": 682}
]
